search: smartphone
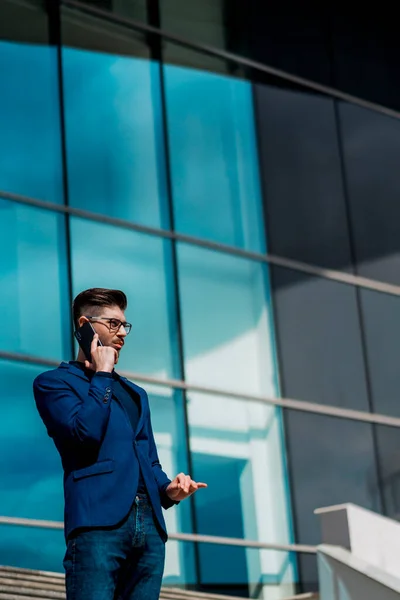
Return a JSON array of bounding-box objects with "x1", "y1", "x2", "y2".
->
[{"x1": 74, "y1": 321, "x2": 103, "y2": 362}]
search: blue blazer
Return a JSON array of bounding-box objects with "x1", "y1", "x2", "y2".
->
[{"x1": 33, "y1": 362, "x2": 175, "y2": 541}]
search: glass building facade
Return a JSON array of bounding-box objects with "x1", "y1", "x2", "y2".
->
[{"x1": 1, "y1": 0, "x2": 400, "y2": 597}]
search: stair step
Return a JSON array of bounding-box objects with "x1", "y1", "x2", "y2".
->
[
  {"x1": 0, "y1": 565, "x2": 318, "y2": 600},
  {"x1": 0, "y1": 584, "x2": 65, "y2": 600},
  {"x1": 0, "y1": 580, "x2": 63, "y2": 593},
  {"x1": 0, "y1": 569, "x2": 63, "y2": 580},
  {"x1": 0, "y1": 592, "x2": 56, "y2": 600},
  {"x1": 0, "y1": 578, "x2": 63, "y2": 588}
]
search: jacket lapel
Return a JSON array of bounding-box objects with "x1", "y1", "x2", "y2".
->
[{"x1": 119, "y1": 376, "x2": 146, "y2": 437}]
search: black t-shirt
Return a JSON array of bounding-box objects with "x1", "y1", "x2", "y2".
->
[{"x1": 69, "y1": 362, "x2": 147, "y2": 494}]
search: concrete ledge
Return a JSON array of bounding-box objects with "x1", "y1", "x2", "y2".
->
[
  {"x1": 318, "y1": 545, "x2": 400, "y2": 600},
  {"x1": 315, "y1": 503, "x2": 400, "y2": 580}
]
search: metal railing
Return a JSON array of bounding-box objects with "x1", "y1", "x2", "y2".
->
[{"x1": 0, "y1": 515, "x2": 316, "y2": 554}]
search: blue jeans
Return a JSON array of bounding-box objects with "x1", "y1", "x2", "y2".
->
[{"x1": 63, "y1": 494, "x2": 166, "y2": 600}]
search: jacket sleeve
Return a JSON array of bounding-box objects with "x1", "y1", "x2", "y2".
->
[
  {"x1": 147, "y1": 411, "x2": 178, "y2": 510},
  {"x1": 33, "y1": 371, "x2": 114, "y2": 446}
]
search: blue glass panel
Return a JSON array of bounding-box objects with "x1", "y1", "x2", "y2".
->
[
  {"x1": 165, "y1": 65, "x2": 265, "y2": 251},
  {"x1": 144, "y1": 385, "x2": 196, "y2": 585},
  {"x1": 177, "y1": 243, "x2": 294, "y2": 591},
  {"x1": 0, "y1": 41, "x2": 63, "y2": 203},
  {"x1": 0, "y1": 200, "x2": 70, "y2": 359},
  {"x1": 63, "y1": 47, "x2": 169, "y2": 228},
  {"x1": 177, "y1": 243, "x2": 278, "y2": 395},
  {"x1": 70, "y1": 218, "x2": 179, "y2": 379},
  {"x1": 188, "y1": 393, "x2": 296, "y2": 595},
  {"x1": 0, "y1": 360, "x2": 65, "y2": 572}
]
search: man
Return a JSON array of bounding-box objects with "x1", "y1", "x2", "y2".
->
[{"x1": 33, "y1": 288, "x2": 206, "y2": 600}]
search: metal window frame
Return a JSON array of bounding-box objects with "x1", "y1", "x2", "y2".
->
[
  {"x1": 2, "y1": 349, "x2": 400, "y2": 428},
  {"x1": 3, "y1": 190, "x2": 400, "y2": 298}
]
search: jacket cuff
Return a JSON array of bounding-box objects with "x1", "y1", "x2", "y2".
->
[
  {"x1": 161, "y1": 481, "x2": 180, "y2": 508},
  {"x1": 93, "y1": 372, "x2": 114, "y2": 378}
]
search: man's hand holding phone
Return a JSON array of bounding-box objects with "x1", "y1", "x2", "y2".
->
[{"x1": 85, "y1": 334, "x2": 118, "y2": 372}]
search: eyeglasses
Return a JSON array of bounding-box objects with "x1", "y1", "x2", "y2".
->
[{"x1": 85, "y1": 316, "x2": 132, "y2": 335}]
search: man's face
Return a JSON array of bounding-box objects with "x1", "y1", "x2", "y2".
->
[{"x1": 78, "y1": 304, "x2": 128, "y2": 357}]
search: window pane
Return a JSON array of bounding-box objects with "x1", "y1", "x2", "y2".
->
[
  {"x1": 162, "y1": 8, "x2": 236, "y2": 75},
  {"x1": 374, "y1": 424, "x2": 400, "y2": 521},
  {"x1": 0, "y1": 0, "x2": 48, "y2": 44},
  {"x1": 70, "y1": 218, "x2": 179, "y2": 379},
  {"x1": 177, "y1": 244, "x2": 278, "y2": 396},
  {"x1": 163, "y1": 39, "x2": 235, "y2": 76},
  {"x1": 340, "y1": 103, "x2": 400, "y2": 286},
  {"x1": 184, "y1": 545, "x2": 306, "y2": 598},
  {"x1": 0, "y1": 360, "x2": 65, "y2": 572},
  {"x1": 284, "y1": 410, "x2": 381, "y2": 590},
  {"x1": 254, "y1": 83, "x2": 353, "y2": 271},
  {"x1": 165, "y1": 64, "x2": 265, "y2": 251},
  {"x1": 161, "y1": 1, "x2": 226, "y2": 50},
  {"x1": 79, "y1": 0, "x2": 147, "y2": 22},
  {"x1": 0, "y1": 200, "x2": 70, "y2": 359},
  {"x1": 187, "y1": 391, "x2": 295, "y2": 595},
  {"x1": 271, "y1": 266, "x2": 370, "y2": 411},
  {"x1": 332, "y1": 15, "x2": 400, "y2": 114},
  {"x1": 61, "y1": 5, "x2": 148, "y2": 57},
  {"x1": 62, "y1": 11, "x2": 169, "y2": 228},
  {"x1": 147, "y1": 384, "x2": 196, "y2": 586},
  {"x1": 359, "y1": 289, "x2": 400, "y2": 418},
  {"x1": 0, "y1": 3, "x2": 63, "y2": 203}
]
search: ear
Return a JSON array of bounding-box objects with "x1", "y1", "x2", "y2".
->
[{"x1": 77, "y1": 315, "x2": 89, "y2": 329}]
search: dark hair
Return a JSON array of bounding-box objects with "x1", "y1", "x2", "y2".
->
[{"x1": 72, "y1": 288, "x2": 127, "y2": 329}]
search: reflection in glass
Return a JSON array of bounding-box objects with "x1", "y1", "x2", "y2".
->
[
  {"x1": 0, "y1": 360, "x2": 65, "y2": 572},
  {"x1": 187, "y1": 391, "x2": 295, "y2": 596},
  {"x1": 340, "y1": 103, "x2": 400, "y2": 286},
  {"x1": 254, "y1": 84, "x2": 352, "y2": 271},
  {"x1": 63, "y1": 44, "x2": 169, "y2": 228},
  {"x1": 143, "y1": 384, "x2": 196, "y2": 586},
  {"x1": 284, "y1": 409, "x2": 381, "y2": 589},
  {"x1": 271, "y1": 266, "x2": 371, "y2": 411},
  {"x1": 0, "y1": 201, "x2": 70, "y2": 359},
  {"x1": 374, "y1": 425, "x2": 400, "y2": 521},
  {"x1": 0, "y1": 40, "x2": 63, "y2": 202},
  {"x1": 177, "y1": 244, "x2": 277, "y2": 396},
  {"x1": 161, "y1": 1, "x2": 225, "y2": 50},
  {"x1": 162, "y1": 15, "x2": 231, "y2": 75},
  {"x1": 70, "y1": 218, "x2": 180, "y2": 379},
  {"x1": 359, "y1": 289, "x2": 400, "y2": 518},
  {"x1": 78, "y1": 0, "x2": 147, "y2": 22},
  {"x1": 165, "y1": 67, "x2": 265, "y2": 251},
  {"x1": 0, "y1": 0, "x2": 48, "y2": 45},
  {"x1": 359, "y1": 289, "x2": 400, "y2": 417}
]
